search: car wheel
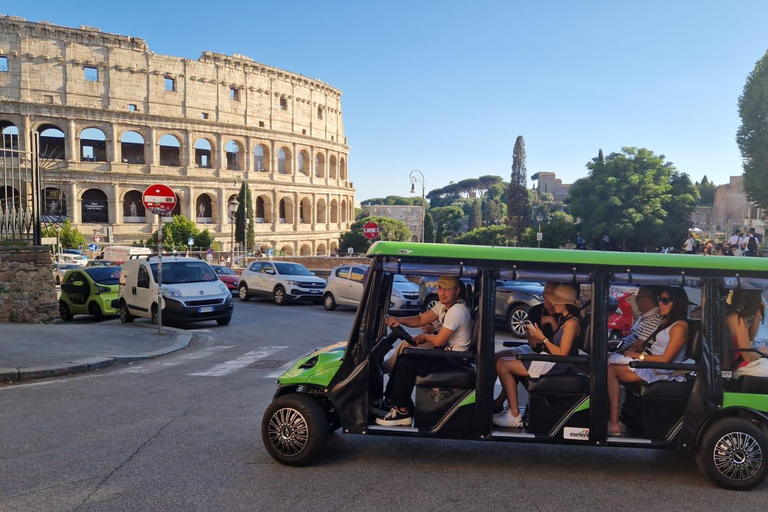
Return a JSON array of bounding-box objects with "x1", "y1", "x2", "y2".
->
[
  {"x1": 696, "y1": 417, "x2": 768, "y2": 490},
  {"x1": 507, "y1": 304, "x2": 531, "y2": 339},
  {"x1": 323, "y1": 292, "x2": 337, "y2": 311},
  {"x1": 59, "y1": 301, "x2": 73, "y2": 321},
  {"x1": 216, "y1": 315, "x2": 232, "y2": 326},
  {"x1": 238, "y1": 283, "x2": 250, "y2": 302},
  {"x1": 262, "y1": 393, "x2": 329, "y2": 466},
  {"x1": 55, "y1": 275, "x2": 61, "y2": 286},
  {"x1": 120, "y1": 300, "x2": 134, "y2": 323},
  {"x1": 423, "y1": 295, "x2": 438, "y2": 312},
  {"x1": 273, "y1": 286, "x2": 287, "y2": 305},
  {"x1": 88, "y1": 302, "x2": 104, "y2": 321},
  {"x1": 151, "y1": 304, "x2": 159, "y2": 325}
]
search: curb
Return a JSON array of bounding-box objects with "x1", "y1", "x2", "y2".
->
[{"x1": 3, "y1": 332, "x2": 194, "y2": 384}]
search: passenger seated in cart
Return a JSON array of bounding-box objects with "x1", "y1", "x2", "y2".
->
[
  {"x1": 493, "y1": 284, "x2": 582, "y2": 428},
  {"x1": 376, "y1": 275, "x2": 472, "y2": 426},
  {"x1": 727, "y1": 289, "x2": 767, "y2": 378},
  {"x1": 606, "y1": 287, "x2": 690, "y2": 436}
]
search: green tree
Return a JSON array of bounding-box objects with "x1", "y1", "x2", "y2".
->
[
  {"x1": 338, "y1": 216, "x2": 411, "y2": 253},
  {"x1": 423, "y1": 212, "x2": 435, "y2": 243},
  {"x1": 46, "y1": 220, "x2": 85, "y2": 249},
  {"x1": 144, "y1": 215, "x2": 214, "y2": 251},
  {"x1": 429, "y1": 205, "x2": 464, "y2": 239},
  {"x1": 455, "y1": 224, "x2": 510, "y2": 246},
  {"x1": 540, "y1": 211, "x2": 578, "y2": 248},
  {"x1": 469, "y1": 199, "x2": 482, "y2": 230},
  {"x1": 234, "y1": 183, "x2": 254, "y2": 251},
  {"x1": 737, "y1": 49, "x2": 768, "y2": 208},
  {"x1": 436, "y1": 221, "x2": 446, "y2": 243},
  {"x1": 696, "y1": 175, "x2": 717, "y2": 204},
  {"x1": 506, "y1": 135, "x2": 530, "y2": 245}
]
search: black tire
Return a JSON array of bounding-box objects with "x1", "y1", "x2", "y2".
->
[
  {"x1": 151, "y1": 304, "x2": 159, "y2": 325},
  {"x1": 238, "y1": 283, "x2": 250, "y2": 302},
  {"x1": 507, "y1": 304, "x2": 531, "y2": 339},
  {"x1": 696, "y1": 417, "x2": 768, "y2": 490},
  {"x1": 423, "y1": 295, "x2": 438, "y2": 313},
  {"x1": 262, "y1": 393, "x2": 329, "y2": 466},
  {"x1": 323, "y1": 292, "x2": 337, "y2": 311},
  {"x1": 55, "y1": 275, "x2": 62, "y2": 286},
  {"x1": 88, "y1": 301, "x2": 103, "y2": 321},
  {"x1": 120, "y1": 300, "x2": 134, "y2": 323},
  {"x1": 59, "y1": 301, "x2": 73, "y2": 321},
  {"x1": 216, "y1": 315, "x2": 232, "y2": 326},
  {"x1": 273, "y1": 286, "x2": 287, "y2": 305}
]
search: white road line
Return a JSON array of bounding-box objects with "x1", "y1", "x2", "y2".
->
[
  {"x1": 120, "y1": 345, "x2": 235, "y2": 374},
  {"x1": 187, "y1": 346, "x2": 287, "y2": 377}
]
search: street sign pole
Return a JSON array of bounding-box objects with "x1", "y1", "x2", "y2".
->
[
  {"x1": 157, "y1": 215, "x2": 163, "y2": 335},
  {"x1": 142, "y1": 183, "x2": 177, "y2": 336}
]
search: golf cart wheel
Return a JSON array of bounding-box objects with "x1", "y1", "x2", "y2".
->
[
  {"x1": 507, "y1": 304, "x2": 530, "y2": 339},
  {"x1": 59, "y1": 301, "x2": 73, "y2": 321},
  {"x1": 262, "y1": 393, "x2": 329, "y2": 466},
  {"x1": 323, "y1": 292, "x2": 337, "y2": 311},
  {"x1": 696, "y1": 417, "x2": 768, "y2": 490},
  {"x1": 120, "y1": 300, "x2": 134, "y2": 323}
]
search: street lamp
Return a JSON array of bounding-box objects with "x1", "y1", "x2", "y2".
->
[
  {"x1": 228, "y1": 197, "x2": 239, "y2": 267},
  {"x1": 53, "y1": 223, "x2": 62, "y2": 262},
  {"x1": 536, "y1": 213, "x2": 544, "y2": 248},
  {"x1": 409, "y1": 169, "x2": 425, "y2": 242}
]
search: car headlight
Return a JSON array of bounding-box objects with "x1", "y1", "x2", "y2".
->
[
  {"x1": 219, "y1": 283, "x2": 229, "y2": 294},
  {"x1": 162, "y1": 287, "x2": 181, "y2": 297},
  {"x1": 391, "y1": 289, "x2": 402, "y2": 298},
  {"x1": 286, "y1": 280, "x2": 299, "y2": 286},
  {"x1": 96, "y1": 285, "x2": 111, "y2": 294}
]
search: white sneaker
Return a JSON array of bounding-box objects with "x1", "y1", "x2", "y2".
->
[
  {"x1": 734, "y1": 359, "x2": 768, "y2": 378},
  {"x1": 492, "y1": 409, "x2": 523, "y2": 428}
]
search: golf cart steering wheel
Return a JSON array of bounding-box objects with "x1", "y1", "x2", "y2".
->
[{"x1": 390, "y1": 325, "x2": 417, "y2": 346}]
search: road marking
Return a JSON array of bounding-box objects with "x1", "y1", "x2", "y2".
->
[
  {"x1": 187, "y1": 346, "x2": 287, "y2": 377},
  {"x1": 120, "y1": 345, "x2": 235, "y2": 374},
  {"x1": 264, "y1": 357, "x2": 302, "y2": 378}
]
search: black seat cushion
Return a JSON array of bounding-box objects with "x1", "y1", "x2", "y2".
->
[
  {"x1": 730, "y1": 376, "x2": 768, "y2": 394},
  {"x1": 525, "y1": 372, "x2": 589, "y2": 394},
  {"x1": 415, "y1": 366, "x2": 475, "y2": 388},
  {"x1": 626, "y1": 378, "x2": 694, "y2": 399}
]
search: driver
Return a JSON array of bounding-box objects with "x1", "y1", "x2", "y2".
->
[{"x1": 375, "y1": 275, "x2": 472, "y2": 426}]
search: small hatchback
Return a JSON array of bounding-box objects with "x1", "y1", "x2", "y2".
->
[
  {"x1": 323, "y1": 264, "x2": 420, "y2": 313},
  {"x1": 59, "y1": 266, "x2": 121, "y2": 321}
]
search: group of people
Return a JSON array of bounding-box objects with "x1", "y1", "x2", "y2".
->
[
  {"x1": 686, "y1": 228, "x2": 761, "y2": 256},
  {"x1": 373, "y1": 273, "x2": 767, "y2": 434}
]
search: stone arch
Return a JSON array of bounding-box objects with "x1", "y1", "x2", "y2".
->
[
  {"x1": 279, "y1": 96, "x2": 288, "y2": 111},
  {"x1": 170, "y1": 193, "x2": 182, "y2": 217},
  {"x1": 37, "y1": 123, "x2": 66, "y2": 159},
  {"x1": 298, "y1": 149, "x2": 310, "y2": 176},
  {"x1": 330, "y1": 241, "x2": 338, "y2": 255},
  {"x1": 299, "y1": 197, "x2": 312, "y2": 224},
  {"x1": 278, "y1": 146, "x2": 292, "y2": 174},
  {"x1": 196, "y1": 193, "x2": 213, "y2": 223},
  {"x1": 278, "y1": 196, "x2": 294, "y2": 224},
  {"x1": 300, "y1": 244, "x2": 312, "y2": 256},
  {"x1": 43, "y1": 187, "x2": 67, "y2": 221},
  {"x1": 329, "y1": 155, "x2": 337, "y2": 179},
  {"x1": 411, "y1": 235, "x2": 419, "y2": 242},
  {"x1": 194, "y1": 138, "x2": 215, "y2": 168},
  {"x1": 122, "y1": 190, "x2": 145, "y2": 222},
  {"x1": 1, "y1": 186, "x2": 20, "y2": 211},
  {"x1": 253, "y1": 143, "x2": 270, "y2": 172},
  {"x1": 0, "y1": 121, "x2": 19, "y2": 151},
  {"x1": 316, "y1": 243, "x2": 326, "y2": 256},
  {"x1": 79, "y1": 127, "x2": 107, "y2": 162},
  {"x1": 119, "y1": 130, "x2": 145, "y2": 164},
  {"x1": 81, "y1": 188, "x2": 109, "y2": 223},
  {"x1": 316, "y1": 198, "x2": 326, "y2": 223},
  {"x1": 226, "y1": 139, "x2": 243, "y2": 171},
  {"x1": 330, "y1": 199, "x2": 339, "y2": 223},
  {"x1": 315, "y1": 153, "x2": 325, "y2": 178},
  {"x1": 158, "y1": 133, "x2": 182, "y2": 166},
  {"x1": 280, "y1": 245, "x2": 294, "y2": 256},
  {"x1": 340, "y1": 157, "x2": 347, "y2": 180},
  {"x1": 341, "y1": 199, "x2": 348, "y2": 222},
  {"x1": 254, "y1": 194, "x2": 272, "y2": 223}
]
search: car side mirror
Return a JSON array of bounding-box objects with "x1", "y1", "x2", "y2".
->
[{"x1": 265, "y1": 269, "x2": 275, "y2": 275}]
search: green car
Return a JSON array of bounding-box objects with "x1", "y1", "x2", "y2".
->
[{"x1": 59, "y1": 266, "x2": 121, "y2": 321}]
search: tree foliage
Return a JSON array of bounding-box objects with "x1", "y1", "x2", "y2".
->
[
  {"x1": 144, "y1": 215, "x2": 214, "y2": 251},
  {"x1": 506, "y1": 135, "x2": 530, "y2": 244},
  {"x1": 429, "y1": 205, "x2": 464, "y2": 239},
  {"x1": 469, "y1": 199, "x2": 482, "y2": 230},
  {"x1": 235, "y1": 182, "x2": 255, "y2": 251},
  {"x1": 361, "y1": 195, "x2": 426, "y2": 207},
  {"x1": 737, "y1": 49, "x2": 768, "y2": 208},
  {"x1": 426, "y1": 175, "x2": 504, "y2": 202},
  {"x1": 566, "y1": 147, "x2": 698, "y2": 251},
  {"x1": 424, "y1": 212, "x2": 435, "y2": 243},
  {"x1": 696, "y1": 175, "x2": 717, "y2": 204},
  {"x1": 455, "y1": 224, "x2": 510, "y2": 246},
  {"x1": 42, "y1": 220, "x2": 86, "y2": 249},
  {"x1": 339, "y1": 216, "x2": 411, "y2": 253}
]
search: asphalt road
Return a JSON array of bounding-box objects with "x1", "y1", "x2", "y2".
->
[{"x1": 1, "y1": 298, "x2": 766, "y2": 511}]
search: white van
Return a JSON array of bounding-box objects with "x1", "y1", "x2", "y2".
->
[
  {"x1": 118, "y1": 256, "x2": 233, "y2": 326},
  {"x1": 99, "y1": 245, "x2": 152, "y2": 263}
]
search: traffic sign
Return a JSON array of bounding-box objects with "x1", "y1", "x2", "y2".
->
[
  {"x1": 142, "y1": 184, "x2": 177, "y2": 216},
  {"x1": 187, "y1": 238, "x2": 194, "y2": 246},
  {"x1": 93, "y1": 236, "x2": 100, "y2": 243},
  {"x1": 363, "y1": 221, "x2": 379, "y2": 240},
  {"x1": 88, "y1": 243, "x2": 98, "y2": 251},
  {"x1": 207, "y1": 248, "x2": 214, "y2": 255}
]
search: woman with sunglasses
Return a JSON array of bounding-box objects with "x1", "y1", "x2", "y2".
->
[
  {"x1": 727, "y1": 289, "x2": 767, "y2": 377},
  {"x1": 606, "y1": 287, "x2": 690, "y2": 436}
]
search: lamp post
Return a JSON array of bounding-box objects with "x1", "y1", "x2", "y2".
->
[
  {"x1": 409, "y1": 169, "x2": 425, "y2": 242},
  {"x1": 228, "y1": 197, "x2": 239, "y2": 267},
  {"x1": 536, "y1": 213, "x2": 544, "y2": 248},
  {"x1": 53, "y1": 223, "x2": 62, "y2": 262}
]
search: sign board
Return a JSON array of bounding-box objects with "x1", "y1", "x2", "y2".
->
[
  {"x1": 142, "y1": 184, "x2": 177, "y2": 216},
  {"x1": 93, "y1": 236, "x2": 100, "y2": 243},
  {"x1": 41, "y1": 237, "x2": 57, "y2": 245},
  {"x1": 363, "y1": 221, "x2": 379, "y2": 240},
  {"x1": 187, "y1": 238, "x2": 194, "y2": 246},
  {"x1": 347, "y1": 247, "x2": 354, "y2": 255},
  {"x1": 207, "y1": 248, "x2": 214, "y2": 255},
  {"x1": 536, "y1": 232, "x2": 543, "y2": 242},
  {"x1": 88, "y1": 243, "x2": 98, "y2": 251}
]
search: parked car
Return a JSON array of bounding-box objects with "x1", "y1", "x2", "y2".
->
[
  {"x1": 118, "y1": 256, "x2": 233, "y2": 326},
  {"x1": 238, "y1": 261, "x2": 326, "y2": 305},
  {"x1": 323, "y1": 264, "x2": 420, "y2": 313},
  {"x1": 57, "y1": 253, "x2": 88, "y2": 267},
  {"x1": 58, "y1": 266, "x2": 121, "y2": 321},
  {"x1": 53, "y1": 263, "x2": 81, "y2": 285},
  {"x1": 418, "y1": 277, "x2": 543, "y2": 338},
  {"x1": 86, "y1": 259, "x2": 119, "y2": 268},
  {"x1": 210, "y1": 264, "x2": 239, "y2": 292}
]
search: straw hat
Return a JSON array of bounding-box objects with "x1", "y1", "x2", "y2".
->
[{"x1": 544, "y1": 284, "x2": 578, "y2": 306}]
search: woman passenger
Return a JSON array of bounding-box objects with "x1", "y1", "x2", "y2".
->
[
  {"x1": 493, "y1": 284, "x2": 582, "y2": 428},
  {"x1": 606, "y1": 287, "x2": 690, "y2": 436},
  {"x1": 727, "y1": 289, "x2": 767, "y2": 377}
]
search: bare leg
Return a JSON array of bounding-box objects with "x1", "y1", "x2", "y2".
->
[
  {"x1": 496, "y1": 358, "x2": 529, "y2": 417},
  {"x1": 607, "y1": 364, "x2": 645, "y2": 434}
]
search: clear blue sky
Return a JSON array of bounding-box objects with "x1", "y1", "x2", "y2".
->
[{"x1": 9, "y1": 1, "x2": 768, "y2": 201}]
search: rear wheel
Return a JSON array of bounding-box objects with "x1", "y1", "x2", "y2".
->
[
  {"x1": 59, "y1": 301, "x2": 73, "y2": 321},
  {"x1": 423, "y1": 294, "x2": 438, "y2": 313},
  {"x1": 88, "y1": 302, "x2": 104, "y2": 321},
  {"x1": 120, "y1": 300, "x2": 134, "y2": 323},
  {"x1": 273, "y1": 286, "x2": 287, "y2": 305},
  {"x1": 323, "y1": 292, "x2": 337, "y2": 311},
  {"x1": 696, "y1": 417, "x2": 768, "y2": 490},
  {"x1": 238, "y1": 283, "x2": 250, "y2": 302},
  {"x1": 507, "y1": 304, "x2": 531, "y2": 339},
  {"x1": 262, "y1": 393, "x2": 329, "y2": 466}
]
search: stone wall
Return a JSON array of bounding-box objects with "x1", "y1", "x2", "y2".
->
[{"x1": 0, "y1": 246, "x2": 59, "y2": 323}]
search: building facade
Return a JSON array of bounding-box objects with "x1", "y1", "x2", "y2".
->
[
  {"x1": 0, "y1": 16, "x2": 354, "y2": 255},
  {"x1": 532, "y1": 171, "x2": 570, "y2": 203},
  {"x1": 367, "y1": 205, "x2": 424, "y2": 242}
]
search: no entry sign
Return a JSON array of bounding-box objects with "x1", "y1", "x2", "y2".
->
[
  {"x1": 363, "y1": 221, "x2": 379, "y2": 240},
  {"x1": 142, "y1": 184, "x2": 177, "y2": 216}
]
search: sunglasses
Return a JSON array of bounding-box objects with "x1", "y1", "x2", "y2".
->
[{"x1": 659, "y1": 297, "x2": 673, "y2": 305}]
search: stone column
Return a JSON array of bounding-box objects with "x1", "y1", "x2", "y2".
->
[
  {"x1": 147, "y1": 127, "x2": 157, "y2": 167},
  {"x1": 292, "y1": 142, "x2": 298, "y2": 183},
  {"x1": 21, "y1": 115, "x2": 31, "y2": 155},
  {"x1": 111, "y1": 183, "x2": 121, "y2": 226},
  {"x1": 68, "y1": 182, "x2": 80, "y2": 224},
  {"x1": 67, "y1": 119, "x2": 78, "y2": 163},
  {"x1": 216, "y1": 133, "x2": 225, "y2": 171},
  {"x1": 270, "y1": 140, "x2": 278, "y2": 179},
  {"x1": 106, "y1": 125, "x2": 117, "y2": 164},
  {"x1": 185, "y1": 130, "x2": 195, "y2": 168},
  {"x1": 293, "y1": 192, "x2": 299, "y2": 230},
  {"x1": 244, "y1": 136, "x2": 252, "y2": 178}
]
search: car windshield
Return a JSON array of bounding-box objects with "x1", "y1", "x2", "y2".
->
[
  {"x1": 394, "y1": 275, "x2": 409, "y2": 283},
  {"x1": 212, "y1": 266, "x2": 236, "y2": 276},
  {"x1": 150, "y1": 261, "x2": 218, "y2": 284},
  {"x1": 85, "y1": 267, "x2": 121, "y2": 285},
  {"x1": 274, "y1": 263, "x2": 313, "y2": 276}
]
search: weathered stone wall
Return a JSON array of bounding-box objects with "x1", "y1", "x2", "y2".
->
[{"x1": 0, "y1": 246, "x2": 58, "y2": 323}]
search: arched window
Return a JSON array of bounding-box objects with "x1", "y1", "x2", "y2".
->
[
  {"x1": 298, "y1": 150, "x2": 310, "y2": 176},
  {"x1": 315, "y1": 153, "x2": 325, "y2": 178},
  {"x1": 1, "y1": 122, "x2": 19, "y2": 152},
  {"x1": 317, "y1": 107, "x2": 323, "y2": 120},
  {"x1": 280, "y1": 245, "x2": 293, "y2": 256},
  {"x1": 80, "y1": 127, "x2": 107, "y2": 162},
  {"x1": 316, "y1": 199, "x2": 326, "y2": 223},
  {"x1": 278, "y1": 147, "x2": 291, "y2": 174},
  {"x1": 300, "y1": 198, "x2": 311, "y2": 224},
  {"x1": 196, "y1": 194, "x2": 213, "y2": 223},
  {"x1": 81, "y1": 189, "x2": 109, "y2": 223},
  {"x1": 123, "y1": 190, "x2": 145, "y2": 222},
  {"x1": 330, "y1": 199, "x2": 339, "y2": 223},
  {"x1": 226, "y1": 140, "x2": 241, "y2": 170},
  {"x1": 195, "y1": 138, "x2": 213, "y2": 168},
  {"x1": 341, "y1": 199, "x2": 348, "y2": 222},
  {"x1": 159, "y1": 134, "x2": 182, "y2": 166},
  {"x1": 120, "y1": 131, "x2": 145, "y2": 164},
  {"x1": 279, "y1": 197, "x2": 294, "y2": 224},
  {"x1": 280, "y1": 96, "x2": 288, "y2": 110},
  {"x1": 255, "y1": 196, "x2": 266, "y2": 222},
  {"x1": 43, "y1": 187, "x2": 67, "y2": 221},
  {"x1": 300, "y1": 244, "x2": 311, "y2": 256},
  {"x1": 169, "y1": 193, "x2": 182, "y2": 218},
  {"x1": 316, "y1": 243, "x2": 326, "y2": 256},
  {"x1": 340, "y1": 157, "x2": 347, "y2": 180},
  {"x1": 253, "y1": 144, "x2": 269, "y2": 172},
  {"x1": 329, "y1": 155, "x2": 337, "y2": 179},
  {"x1": 38, "y1": 124, "x2": 66, "y2": 159}
]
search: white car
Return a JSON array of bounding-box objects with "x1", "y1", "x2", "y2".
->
[
  {"x1": 323, "y1": 264, "x2": 421, "y2": 314},
  {"x1": 238, "y1": 261, "x2": 326, "y2": 305},
  {"x1": 58, "y1": 253, "x2": 89, "y2": 267}
]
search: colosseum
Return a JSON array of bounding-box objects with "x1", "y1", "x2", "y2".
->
[{"x1": 0, "y1": 16, "x2": 355, "y2": 256}]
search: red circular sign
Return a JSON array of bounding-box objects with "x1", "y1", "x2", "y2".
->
[
  {"x1": 142, "y1": 184, "x2": 177, "y2": 215},
  {"x1": 363, "y1": 221, "x2": 379, "y2": 240}
]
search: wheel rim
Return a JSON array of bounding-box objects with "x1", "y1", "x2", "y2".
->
[
  {"x1": 275, "y1": 289, "x2": 284, "y2": 303},
  {"x1": 509, "y1": 309, "x2": 528, "y2": 337},
  {"x1": 713, "y1": 431, "x2": 763, "y2": 481},
  {"x1": 324, "y1": 295, "x2": 334, "y2": 309},
  {"x1": 426, "y1": 298, "x2": 438, "y2": 311},
  {"x1": 239, "y1": 286, "x2": 247, "y2": 300},
  {"x1": 267, "y1": 407, "x2": 309, "y2": 457}
]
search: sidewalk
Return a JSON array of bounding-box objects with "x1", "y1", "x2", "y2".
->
[{"x1": 0, "y1": 321, "x2": 193, "y2": 383}]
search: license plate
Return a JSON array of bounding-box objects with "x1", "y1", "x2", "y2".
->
[
  {"x1": 310, "y1": 290, "x2": 321, "y2": 294},
  {"x1": 198, "y1": 306, "x2": 214, "y2": 313}
]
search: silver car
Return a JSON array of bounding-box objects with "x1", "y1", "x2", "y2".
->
[{"x1": 323, "y1": 265, "x2": 421, "y2": 313}]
